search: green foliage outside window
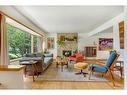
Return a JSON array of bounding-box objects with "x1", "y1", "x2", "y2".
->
[
  {"x1": 7, "y1": 24, "x2": 31, "y2": 60},
  {"x1": 33, "y1": 35, "x2": 38, "y2": 52}
]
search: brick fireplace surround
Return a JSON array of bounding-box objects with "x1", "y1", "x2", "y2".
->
[{"x1": 57, "y1": 33, "x2": 78, "y2": 57}]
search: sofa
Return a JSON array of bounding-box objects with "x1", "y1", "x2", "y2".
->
[{"x1": 19, "y1": 53, "x2": 53, "y2": 73}]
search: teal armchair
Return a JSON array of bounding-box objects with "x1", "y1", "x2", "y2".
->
[{"x1": 89, "y1": 51, "x2": 119, "y2": 86}]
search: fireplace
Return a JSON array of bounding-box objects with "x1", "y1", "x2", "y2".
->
[{"x1": 63, "y1": 50, "x2": 72, "y2": 57}]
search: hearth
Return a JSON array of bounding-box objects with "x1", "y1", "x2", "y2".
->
[{"x1": 63, "y1": 50, "x2": 72, "y2": 57}]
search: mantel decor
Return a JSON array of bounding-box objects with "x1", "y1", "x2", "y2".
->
[
  {"x1": 60, "y1": 34, "x2": 78, "y2": 42},
  {"x1": 57, "y1": 38, "x2": 65, "y2": 47},
  {"x1": 57, "y1": 33, "x2": 78, "y2": 57}
]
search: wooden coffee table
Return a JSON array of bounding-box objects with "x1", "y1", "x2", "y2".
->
[
  {"x1": 20, "y1": 61, "x2": 38, "y2": 82},
  {"x1": 56, "y1": 57, "x2": 68, "y2": 71}
]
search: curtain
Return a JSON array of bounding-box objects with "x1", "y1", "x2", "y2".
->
[
  {"x1": 37, "y1": 36, "x2": 43, "y2": 52},
  {"x1": 0, "y1": 14, "x2": 9, "y2": 66}
]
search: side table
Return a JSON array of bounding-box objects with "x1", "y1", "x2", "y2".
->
[
  {"x1": 56, "y1": 57, "x2": 68, "y2": 72},
  {"x1": 20, "y1": 61, "x2": 38, "y2": 82}
]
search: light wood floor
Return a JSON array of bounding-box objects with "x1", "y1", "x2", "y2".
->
[
  {"x1": 24, "y1": 64, "x2": 124, "y2": 89},
  {"x1": 5, "y1": 59, "x2": 124, "y2": 89},
  {"x1": 24, "y1": 77, "x2": 124, "y2": 89}
]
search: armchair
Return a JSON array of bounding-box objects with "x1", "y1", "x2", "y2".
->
[
  {"x1": 68, "y1": 53, "x2": 85, "y2": 62},
  {"x1": 89, "y1": 50, "x2": 119, "y2": 86}
]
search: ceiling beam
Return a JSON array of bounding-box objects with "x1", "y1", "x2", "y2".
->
[
  {"x1": 87, "y1": 12, "x2": 124, "y2": 37},
  {"x1": 0, "y1": 6, "x2": 46, "y2": 36},
  {"x1": 13, "y1": 6, "x2": 48, "y2": 34}
]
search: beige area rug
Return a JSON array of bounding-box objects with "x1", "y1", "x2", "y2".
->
[{"x1": 36, "y1": 63, "x2": 109, "y2": 82}]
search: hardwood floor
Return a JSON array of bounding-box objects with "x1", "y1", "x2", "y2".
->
[
  {"x1": 11, "y1": 59, "x2": 124, "y2": 89},
  {"x1": 24, "y1": 77, "x2": 123, "y2": 89},
  {"x1": 24, "y1": 67, "x2": 124, "y2": 89}
]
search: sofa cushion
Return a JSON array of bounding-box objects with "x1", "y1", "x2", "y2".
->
[
  {"x1": 44, "y1": 53, "x2": 53, "y2": 57},
  {"x1": 90, "y1": 64, "x2": 107, "y2": 73},
  {"x1": 25, "y1": 53, "x2": 34, "y2": 57},
  {"x1": 75, "y1": 53, "x2": 83, "y2": 58},
  {"x1": 35, "y1": 53, "x2": 42, "y2": 57},
  {"x1": 44, "y1": 57, "x2": 53, "y2": 64},
  {"x1": 19, "y1": 57, "x2": 42, "y2": 61}
]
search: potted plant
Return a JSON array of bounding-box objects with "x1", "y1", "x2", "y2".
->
[
  {"x1": 57, "y1": 38, "x2": 66, "y2": 57},
  {"x1": 73, "y1": 36, "x2": 77, "y2": 42},
  {"x1": 57, "y1": 38, "x2": 65, "y2": 47}
]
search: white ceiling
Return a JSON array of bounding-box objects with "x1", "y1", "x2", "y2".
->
[
  {"x1": 98, "y1": 26, "x2": 113, "y2": 34},
  {"x1": 6, "y1": 17, "x2": 40, "y2": 36},
  {"x1": 15, "y1": 6, "x2": 123, "y2": 33},
  {"x1": 0, "y1": 6, "x2": 45, "y2": 35}
]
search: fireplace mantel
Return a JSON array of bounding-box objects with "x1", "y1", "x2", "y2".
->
[{"x1": 57, "y1": 33, "x2": 78, "y2": 57}]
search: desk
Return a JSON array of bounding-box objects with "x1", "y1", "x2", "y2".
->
[{"x1": 20, "y1": 61, "x2": 38, "y2": 82}]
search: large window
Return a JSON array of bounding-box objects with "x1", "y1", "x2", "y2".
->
[
  {"x1": 7, "y1": 24, "x2": 31, "y2": 60},
  {"x1": 33, "y1": 35, "x2": 38, "y2": 53}
]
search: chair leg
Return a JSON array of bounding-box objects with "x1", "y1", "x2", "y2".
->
[
  {"x1": 102, "y1": 74, "x2": 104, "y2": 78},
  {"x1": 108, "y1": 69, "x2": 115, "y2": 86},
  {"x1": 120, "y1": 68, "x2": 122, "y2": 79},
  {"x1": 56, "y1": 62, "x2": 58, "y2": 68},
  {"x1": 66, "y1": 63, "x2": 68, "y2": 68},
  {"x1": 89, "y1": 70, "x2": 92, "y2": 80}
]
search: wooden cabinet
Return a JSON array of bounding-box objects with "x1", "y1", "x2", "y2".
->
[
  {"x1": 119, "y1": 21, "x2": 124, "y2": 49},
  {"x1": 85, "y1": 46, "x2": 97, "y2": 57}
]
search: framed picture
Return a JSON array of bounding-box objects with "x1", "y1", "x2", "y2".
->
[
  {"x1": 99, "y1": 38, "x2": 113, "y2": 51},
  {"x1": 47, "y1": 37, "x2": 55, "y2": 49}
]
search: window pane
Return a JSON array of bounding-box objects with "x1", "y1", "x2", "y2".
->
[
  {"x1": 7, "y1": 24, "x2": 31, "y2": 60},
  {"x1": 33, "y1": 35, "x2": 38, "y2": 52}
]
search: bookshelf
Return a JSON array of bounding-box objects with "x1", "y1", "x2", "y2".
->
[{"x1": 85, "y1": 46, "x2": 97, "y2": 57}]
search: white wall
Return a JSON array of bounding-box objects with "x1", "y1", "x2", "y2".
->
[
  {"x1": 113, "y1": 24, "x2": 120, "y2": 50},
  {"x1": 47, "y1": 32, "x2": 113, "y2": 59},
  {"x1": 124, "y1": 6, "x2": 127, "y2": 90},
  {"x1": 46, "y1": 12, "x2": 124, "y2": 60},
  {"x1": 113, "y1": 23, "x2": 125, "y2": 66},
  {"x1": 47, "y1": 25, "x2": 123, "y2": 60},
  {"x1": 85, "y1": 12, "x2": 124, "y2": 60},
  {"x1": 78, "y1": 32, "x2": 113, "y2": 59},
  {"x1": 46, "y1": 33, "x2": 57, "y2": 58}
]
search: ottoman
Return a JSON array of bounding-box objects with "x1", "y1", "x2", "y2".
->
[{"x1": 74, "y1": 62, "x2": 88, "y2": 77}]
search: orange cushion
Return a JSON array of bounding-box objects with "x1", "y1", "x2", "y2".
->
[{"x1": 74, "y1": 62, "x2": 88, "y2": 69}]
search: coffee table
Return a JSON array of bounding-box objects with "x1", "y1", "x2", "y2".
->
[
  {"x1": 20, "y1": 60, "x2": 38, "y2": 82},
  {"x1": 56, "y1": 57, "x2": 68, "y2": 71}
]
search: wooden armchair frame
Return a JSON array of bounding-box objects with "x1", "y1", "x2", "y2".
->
[{"x1": 89, "y1": 53, "x2": 120, "y2": 86}]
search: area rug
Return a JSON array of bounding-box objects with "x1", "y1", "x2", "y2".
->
[{"x1": 36, "y1": 63, "x2": 109, "y2": 82}]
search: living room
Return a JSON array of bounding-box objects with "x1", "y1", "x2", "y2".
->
[{"x1": 0, "y1": 5, "x2": 127, "y2": 90}]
